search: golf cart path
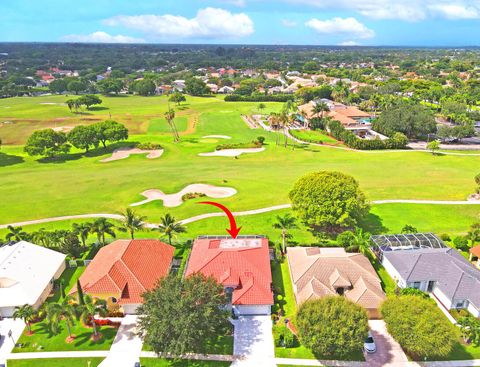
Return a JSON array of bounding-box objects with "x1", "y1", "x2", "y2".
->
[{"x1": 1, "y1": 200, "x2": 479, "y2": 229}]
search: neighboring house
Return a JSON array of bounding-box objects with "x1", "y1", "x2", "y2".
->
[
  {"x1": 206, "y1": 83, "x2": 219, "y2": 93},
  {"x1": 287, "y1": 247, "x2": 385, "y2": 318},
  {"x1": 172, "y1": 80, "x2": 186, "y2": 92},
  {"x1": 372, "y1": 233, "x2": 480, "y2": 317},
  {"x1": 0, "y1": 241, "x2": 66, "y2": 317},
  {"x1": 185, "y1": 235, "x2": 273, "y2": 316},
  {"x1": 70, "y1": 239, "x2": 174, "y2": 314},
  {"x1": 217, "y1": 86, "x2": 234, "y2": 94},
  {"x1": 470, "y1": 245, "x2": 480, "y2": 268}
]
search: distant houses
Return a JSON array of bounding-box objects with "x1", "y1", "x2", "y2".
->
[{"x1": 0, "y1": 241, "x2": 66, "y2": 317}]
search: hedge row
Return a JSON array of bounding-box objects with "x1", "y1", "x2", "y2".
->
[
  {"x1": 224, "y1": 94, "x2": 295, "y2": 102},
  {"x1": 327, "y1": 120, "x2": 408, "y2": 150}
]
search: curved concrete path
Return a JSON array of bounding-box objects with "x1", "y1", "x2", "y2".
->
[{"x1": 1, "y1": 200, "x2": 479, "y2": 229}]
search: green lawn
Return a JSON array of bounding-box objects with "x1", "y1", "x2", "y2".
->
[
  {"x1": 371, "y1": 258, "x2": 396, "y2": 294},
  {"x1": 289, "y1": 129, "x2": 339, "y2": 145},
  {"x1": 139, "y1": 359, "x2": 231, "y2": 367},
  {"x1": 48, "y1": 266, "x2": 85, "y2": 303},
  {"x1": 271, "y1": 260, "x2": 296, "y2": 318},
  {"x1": 149, "y1": 116, "x2": 189, "y2": 134},
  {"x1": 0, "y1": 95, "x2": 478, "y2": 228},
  {"x1": 7, "y1": 358, "x2": 104, "y2": 367},
  {"x1": 13, "y1": 322, "x2": 117, "y2": 352}
]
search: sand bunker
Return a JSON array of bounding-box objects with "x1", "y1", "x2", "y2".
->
[
  {"x1": 131, "y1": 184, "x2": 237, "y2": 207},
  {"x1": 199, "y1": 147, "x2": 265, "y2": 157},
  {"x1": 52, "y1": 126, "x2": 74, "y2": 133},
  {"x1": 202, "y1": 135, "x2": 232, "y2": 139},
  {"x1": 101, "y1": 147, "x2": 164, "y2": 162}
]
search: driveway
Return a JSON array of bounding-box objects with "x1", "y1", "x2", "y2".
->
[
  {"x1": 230, "y1": 316, "x2": 276, "y2": 367},
  {"x1": 0, "y1": 318, "x2": 25, "y2": 365},
  {"x1": 365, "y1": 320, "x2": 408, "y2": 367},
  {"x1": 99, "y1": 315, "x2": 143, "y2": 367}
]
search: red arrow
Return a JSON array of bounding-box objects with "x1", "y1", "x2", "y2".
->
[{"x1": 198, "y1": 201, "x2": 242, "y2": 238}]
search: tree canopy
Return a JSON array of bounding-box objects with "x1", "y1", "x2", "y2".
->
[
  {"x1": 24, "y1": 129, "x2": 70, "y2": 158},
  {"x1": 92, "y1": 120, "x2": 128, "y2": 148},
  {"x1": 185, "y1": 78, "x2": 209, "y2": 96},
  {"x1": 296, "y1": 296, "x2": 369, "y2": 358},
  {"x1": 138, "y1": 273, "x2": 230, "y2": 355},
  {"x1": 289, "y1": 171, "x2": 369, "y2": 233},
  {"x1": 381, "y1": 295, "x2": 458, "y2": 359}
]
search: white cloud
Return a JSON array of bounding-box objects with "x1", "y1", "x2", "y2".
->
[
  {"x1": 339, "y1": 40, "x2": 361, "y2": 46},
  {"x1": 306, "y1": 17, "x2": 375, "y2": 39},
  {"x1": 218, "y1": 0, "x2": 246, "y2": 6},
  {"x1": 281, "y1": 19, "x2": 297, "y2": 27},
  {"x1": 62, "y1": 31, "x2": 145, "y2": 43},
  {"x1": 285, "y1": 0, "x2": 480, "y2": 21},
  {"x1": 104, "y1": 7, "x2": 254, "y2": 39}
]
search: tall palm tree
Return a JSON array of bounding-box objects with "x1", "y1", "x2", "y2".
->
[
  {"x1": 31, "y1": 228, "x2": 51, "y2": 247},
  {"x1": 312, "y1": 101, "x2": 329, "y2": 121},
  {"x1": 90, "y1": 218, "x2": 116, "y2": 246},
  {"x1": 40, "y1": 302, "x2": 62, "y2": 335},
  {"x1": 13, "y1": 304, "x2": 36, "y2": 335},
  {"x1": 155, "y1": 213, "x2": 186, "y2": 247},
  {"x1": 118, "y1": 208, "x2": 147, "y2": 239},
  {"x1": 273, "y1": 214, "x2": 298, "y2": 254},
  {"x1": 164, "y1": 108, "x2": 180, "y2": 142},
  {"x1": 279, "y1": 111, "x2": 290, "y2": 148},
  {"x1": 57, "y1": 297, "x2": 76, "y2": 340},
  {"x1": 5, "y1": 225, "x2": 28, "y2": 242},
  {"x1": 79, "y1": 295, "x2": 107, "y2": 338},
  {"x1": 72, "y1": 222, "x2": 92, "y2": 248},
  {"x1": 269, "y1": 112, "x2": 281, "y2": 146}
]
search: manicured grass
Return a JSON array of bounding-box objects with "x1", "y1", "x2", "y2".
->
[
  {"x1": 271, "y1": 260, "x2": 296, "y2": 318},
  {"x1": 371, "y1": 258, "x2": 396, "y2": 294},
  {"x1": 275, "y1": 344, "x2": 365, "y2": 361},
  {"x1": 48, "y1": 266, "x2": 85, "y2": 303},
  {"x1": 13, "y1": 322, "x2": 117, "y2": 352},
  {"x1": 289, "y1": 129, "x2": 339, "y2": 144},
  {"x1": 7, "y1": 358, "x2": 104, "y2": 367},
  {"x1": 139, "y1": 359, "x2": 231, "y2": 367},
  {"x1": 143, "y1": 335, "x2": 233, "y2": 355},
  {"x1": 0, "y1": 96, "x2": 478, "y2": 228},
  {"x1": 149, "y1": 116, "x2": 188, "y2": 134}
]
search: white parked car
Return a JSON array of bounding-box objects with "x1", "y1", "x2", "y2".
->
[{"x1": 364, "y1": 332, "x2": 376, "y2": 353}]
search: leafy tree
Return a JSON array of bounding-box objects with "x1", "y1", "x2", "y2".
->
[
  {"x1": 185, "y1": 78, "x2": 209, "y2": 96},
  {"x1": 296, "y1": 296, "x2": 368, "y2": 358},
  {"x1": 134, "y1": 79, "x2": 156, "y2": 96},
  {"x1": 289, "y1": 171, "x2": 369, "y2": 234},
  {"x1": 381, "y1": 295, "x2": 458, "y2": 359},
  {"x1": 97, "y1": 78, "x2": 124, "y2": 95},
  {"x1": 337, "y1": 230, "x2": 356, "y2": 248},
  {"x1": 169, "y1": 92, "x2": 186, "y2": 105},
  {"x1": 67, "y1": 125, "x2": 98, "y2": 153},
  {"x1": 257, "y1": 102, "x2": 266, "y2": 113},
  {"x1": 138, "y1": 274, "x2": 230, "y2": 355},
  {"x1": 272, "y1": 214, "x2": 297, "y2": 254},
  {"x1": 303, "y1": 60, "x2": 318, "y2": 73},
  {"x1": 67, "y1": 80, "x2": 86, "y2": 95},
  {"x1": 77, "y1": 94, "x2": 102, "y2": 110},
  {"x1": 90, "y1": 217, "x2": 116, "y2": 246},
  {"x1": 92, "y1": 120, "x2": 128, "y2": 148},
  {"x1": 427, "y1": 140, "x2": 440, "y2": 155},
  {"x1": 458, "y1": 316, "x2": 480, "y2": 346},
  {"x1": 295, "y1": 86, "x2": 333, "y2": 103},
  {"x1": 401, "y1": 224, "x2": 418, "y2": 233},
  {"x1": 373, "y1": 103, "x2": 436, "y2": 139},
  {"x1": 5, "y1": 225, "x2": 29, "y2": 242},
  {"x1": 13, "y1": 304, "x2": 36, "y2": 335},
  {"x1": 58, "y1": 231, "x2": 82, "y2": 258},
  {"x1": 155, "y1": 213, "x2": 186, "y2": 246},
  {"x1": 118, "y1": 208, "x2": 146, "y2": 239},
  {"x1": 48, "y1": 79, "x2": 68, "y2": 94},
  {"x1": 467, "y1": 222, "x2": 480, "y2": 248},
  {"x1": 24, "y1": 129, "x2": 70, "y2": 158}
]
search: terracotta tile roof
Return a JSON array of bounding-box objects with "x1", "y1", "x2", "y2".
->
[
  {"x1": 287, "y1": 247, "x2": 385, "y2": 310},
  {"x1": 470, "y1": 245, "x2": 480, "y2": 258},
  {"x1": 185, "y1": 237, "x2": 273, "y2": 306},
  {"x1": 70, "y1": 239, "x2": 174, "y2": 305}
]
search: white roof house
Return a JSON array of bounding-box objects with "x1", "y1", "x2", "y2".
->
[{"x1": 0, "y1": 241, "x2": 66, "y2": 316}]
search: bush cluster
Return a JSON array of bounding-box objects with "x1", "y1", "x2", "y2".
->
[
  {"x1": 181, "y1": 192, "x2": 206, "y2": 201},
  {"x1": 216, "y1": 139, "x2": 263, "y2": 151},
  {"x1": 136, "y1": 142, "x2": 162, "y2": 150},
  {"x1": 327, "y1": 120, "x2": 408, "y2": 150},
  {"x1": 225, "y1": 94, "x2": 294, "y2": 102}
]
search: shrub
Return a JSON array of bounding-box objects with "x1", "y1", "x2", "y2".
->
[
  {"x1": 181, "y1": 192, "x2": 206, "y2": 201},
  {"x1": 256, "y1": 136, "x2": 265, "y2": 144},
  {"x1": 398, "y1": 287, "x2": 429, "y2": 299},
  {"x1": 337, "y1": 231, "x2": 356, "y2": 248},
  {"x1": 381, "y1": 295, "x2": 458, "y2": 359},
  {"x1": 440, "y1": 233, "x2": 451, "y2": 242},
  {"x1": 273, "y1": 324, "x2": 298, "y2": 348},
  {"x1": 296, "y1": 296, "x2": 368, "y2": 358},
  {"x1": 216, "y1": 141, "x2": 262, "y2": 150},
  {"x1": 137, "y1": 142, "x2": 162, "y2": 150},
  {"x1": 453, "y1": 236, "x2": 469, "y2": 252}
]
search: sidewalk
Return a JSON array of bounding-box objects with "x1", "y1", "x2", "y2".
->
[{"x1": 0, "y1": 318, "x2": 25, "y2": 365}]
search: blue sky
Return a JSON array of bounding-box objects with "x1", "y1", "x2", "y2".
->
[{"x1": 1, "y1": 0, "x2": 480, "y2": 46}]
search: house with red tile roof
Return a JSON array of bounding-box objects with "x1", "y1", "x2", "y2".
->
[
  {"x1": 185, "y1": 236, "x2": 273, "y2": 316},
  {"x1": 70, "y1": 239, "x2": 174, "y2": 314}
]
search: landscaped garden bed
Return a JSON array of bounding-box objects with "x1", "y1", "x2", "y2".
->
[{"x1": 289, "y1": 129, "x2": 339, "y2": 145}]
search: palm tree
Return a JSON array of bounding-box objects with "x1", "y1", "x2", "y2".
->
[
  {"x1": 164, "y1": 108, "x2": 180, "y2": 142},
  {"x1": 273, "y1": 214, "x2": 297, "y2": 254},
  {"x1": 269, "y1": 112, "x2": 281, "y2": 146},
  {"x1": 79, "y1": 295, "x2": 107, "y2": 338},
  {"x1": 40, "y1": 302, "x2": 62, "y2": 335},
  {"x1": 279, "y1": 111, "x2": 290, "y2": 148},
  {"x1": 467, "y1": 222, "x2": 480, "y2": 249},
  {"x1": 72, "y1": 222, "x2": 92, "y2": 248},
  {"x1": 56, "y1": 297, "x2": 76, "y2": 340},
  {"x1": 31, "y1": 228, "x2": 51, "y2": 247},
  {"x1": 118, "y1": 208, "x2": 147, "y2": 239},
  {"x1": 5, "y1": 225, "x2": 28, "y2": 242},
  {"x1": 90, "y1": 218, "x2": 116, "y2": 246},
  {"x1": 155, "y1": 213, "x2": 186, "y2": 246},
  {"x1": 352, "y1": 227, "x2": 372, "y2": 258},
  {"x1": 13, "y1": 304, "x2": 36, "y2": 335}
]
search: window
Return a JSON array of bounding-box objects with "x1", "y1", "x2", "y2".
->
[
  {"x1": 336, "y1": 287, "x2": 345, "y2": 295},
  {"x1": 110, "y1": 297, "x2": 117, "y2": 304},
  {"x1": 455, "y1": 300, "x2": 466, "y2": 309},
  {"x1": 412, "y1": 282, "x2": 421, "y2": 289}
]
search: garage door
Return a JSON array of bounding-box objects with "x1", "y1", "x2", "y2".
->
[{"x1": 234, "y1": 305, "x2": 271, "y2": 316}]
